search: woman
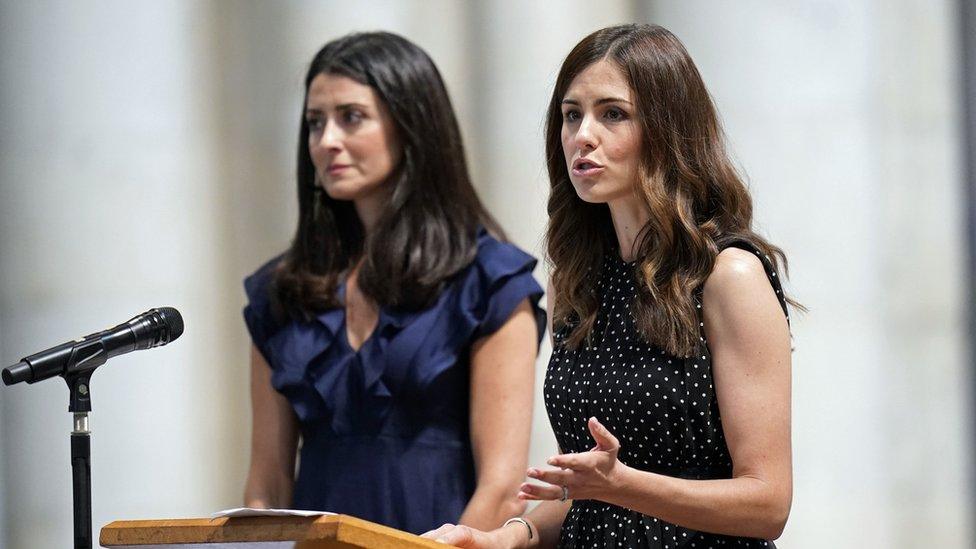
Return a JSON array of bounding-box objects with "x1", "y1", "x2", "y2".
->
[
  {"x1": 424, "y1": 24, "x2": 795, "y2": 548},
  {"x1": 241, "y1": 32, "x2": 545, "y2": 535}
]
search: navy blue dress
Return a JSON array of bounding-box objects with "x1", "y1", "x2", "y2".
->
[{"x1": 243, "y1": 230, "x2": 545, "y2": 534}]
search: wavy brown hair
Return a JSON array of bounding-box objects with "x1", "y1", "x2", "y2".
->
[
  {"x1": 272, "y1": 32, "x2": 503, "y2": 319},
  {"x1": 546, "y1": 24, "x2": 800, "y2": 357}
]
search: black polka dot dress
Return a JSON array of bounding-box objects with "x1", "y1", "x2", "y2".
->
[{"x1": 544, "y1": 243, "x2": 788, "y2": 548}]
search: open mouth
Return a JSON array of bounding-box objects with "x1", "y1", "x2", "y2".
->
[{"x1": 572, "y1": 159, "x2": 605, "y2": 177}]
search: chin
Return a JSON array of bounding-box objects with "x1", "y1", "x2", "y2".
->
[
  {"x1": 571, "y1": 176, "x2": 635, "y2": 205},
  {"x1": 322, "y1": 179, "x2": 368, "y2": 201},
  {"x1": 322, "y1": 187, "x2": 355, "y2": 201},
  {"x1": 322, "y1": 176, "x2": 393, "y2": 203},
  {"x1": 575, "y1": 192, "x2": 607, "y2": 204},
  {"x1": 570, "y1": 180, "x2": 611, "y2": 204}
]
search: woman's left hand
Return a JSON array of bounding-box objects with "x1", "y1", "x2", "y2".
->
[{"x1": 519, "y1": 416, "x2": 629, "y2": 502}]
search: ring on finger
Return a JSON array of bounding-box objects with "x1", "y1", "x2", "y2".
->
[{"x1": 560, "y1": 485, "x2": 569, "y2": 502}]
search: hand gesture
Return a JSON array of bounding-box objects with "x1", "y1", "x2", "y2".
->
[{"x1": 519, "y1": 417, "x2": 626, "y2": 502}]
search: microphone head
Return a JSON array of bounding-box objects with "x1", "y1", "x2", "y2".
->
[{"x1": 156, "y1": 307, "x2": 184, "y2": 342}]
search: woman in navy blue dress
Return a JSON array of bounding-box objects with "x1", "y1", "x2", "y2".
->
[{"x1": 242, "y1": 32, "x2": 545, "y2": 535}]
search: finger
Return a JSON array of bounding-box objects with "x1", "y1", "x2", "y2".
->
[
  {"x1": 527, "y1": 466, "x2": 574, "y2": 486},
  {"x1": 519, "y1": 481, "x2": 564, "y2": 501},
  {"x1": 436, "y1": 525, "x2": 476, "y2": 546},
  {"x1": 420, "y1": 523, "x2": 456, "y2": 540},
  {"x1": 588, "y1": 416, "x2": 619, "y2": 450},
  {"x1": 546, "y1": 453, "x2": 583, "y2": 470}
]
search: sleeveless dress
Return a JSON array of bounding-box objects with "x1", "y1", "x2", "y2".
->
[
  {"x1": 243, "y1": 229, "x2": 545, "y2": 535},
  {"x1": 544, "y1": 242, "x2": 789, "y2": 548}
]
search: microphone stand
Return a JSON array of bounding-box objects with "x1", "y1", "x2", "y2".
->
[
  {"x1": 1, "y1": 307, "x2": 183, "y2": 549},
  {"x1": 61, "y1": 340, "x2": 104, "y2": 549},
  {"x1": 66, "y1": 370, "x2": 94, "y2": 549}
]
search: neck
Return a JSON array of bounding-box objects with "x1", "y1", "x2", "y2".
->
[{"x1": 607, "y1": 195, "x2": 651, "y2": 262}]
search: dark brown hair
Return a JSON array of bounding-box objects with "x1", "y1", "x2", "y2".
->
[
  {"x1": 273, "y1": 31, "x2": 502, "y2": 319},
  {"x1": 546, "y1": 24, "x2": 800, "y2": 356}
]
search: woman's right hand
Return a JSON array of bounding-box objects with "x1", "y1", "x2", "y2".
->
[{"x1": 420, "y1": 523, "x2": 522, "y2": 548}]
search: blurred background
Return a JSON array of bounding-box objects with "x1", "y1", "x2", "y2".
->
[{"x1": 1, "y1": 1, "x2": 973, "y2": 547}]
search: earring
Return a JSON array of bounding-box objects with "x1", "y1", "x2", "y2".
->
[
  {"x1": 311, "y1": 182, "x2": 324, "y2": 217},
  {"x1": 312, "y1": 175, "x2": 326, "y2": 198}
]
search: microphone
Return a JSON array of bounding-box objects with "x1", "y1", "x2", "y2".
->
[{"x1": 2, "y1": 307, "x2": 184, "y2": 386}]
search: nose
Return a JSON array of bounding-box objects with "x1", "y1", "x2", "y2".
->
[
  {"x1": 315, "y1": 120, "x2": 343, "y2": 154},
  {"x1": 574, "y1": 116, "x2": 597, "y2": 152}
]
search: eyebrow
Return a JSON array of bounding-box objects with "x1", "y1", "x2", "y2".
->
[
  {"x1": 561, "y1": 97, "x2": 632, "y2": 106},
  {"x1": 305, "y1": 102, "x2": 369, "y2": 114}
]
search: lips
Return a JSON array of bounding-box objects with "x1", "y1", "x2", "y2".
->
[
  {"x1": 571, "y1": 158, "x2": 605, "y2": 177},
  {"x1": 326, "y1": 163, "x2": 350, "y2": 176}
]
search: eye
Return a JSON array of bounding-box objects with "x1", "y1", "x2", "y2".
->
[
  {"x1": 342, "y1": 109, "x2": 365, "y2": 125},
  {"x1": 306, "y1": 116, "x2": 324, "y2": 131},
  {"x1": 604, "y1": 107, "x2": 627, "y2": 121},
  {"x1": 563, "y1": 109, "x2": 581, "y2": 122}
]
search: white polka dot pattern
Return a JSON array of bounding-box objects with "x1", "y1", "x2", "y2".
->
[{"x1": 544, "y1": 243, "x2": 788, "y2": 548}]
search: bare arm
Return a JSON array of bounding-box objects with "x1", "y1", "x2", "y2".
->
[
  {"x1": 610, "y1": 248, "x2": 792, "y2": 538},
  {"x1": 511, "y1": 279, "x2": 572, "y2": 548},
  {"x1": 243, "y1": 345, "x2": 300, "y2": 508},
  {"x1": 457, "y1": 298, "x2": 538, "y2": 530},
  {"x1": 512, "y1": 279, "x2": 572, "y2": 548},
  {"x1": 424, "y1": 282, "x2": 571, "y2": 549},
  {"x1": 524, "y1": 248, "x2": 792, "y2": 539}
]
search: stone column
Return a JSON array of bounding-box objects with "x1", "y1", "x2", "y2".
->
[
  {"x1": 0, "y1": 1, "x2": 234, "y2": 546},
  {"x1": 644, "y1": 1, "x2": 970, "y2": 546}
]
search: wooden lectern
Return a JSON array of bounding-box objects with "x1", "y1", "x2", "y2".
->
[{"x1": 99, "y1": 514, "x2": 455, "y2": 548}]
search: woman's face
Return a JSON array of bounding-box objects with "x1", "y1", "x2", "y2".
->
[
  {"x1": 305, "y1": 73, "x2": 401, "y2": 202},
  {"x1": 560, "y1": 59, "x2": 642, "y2": 204}
]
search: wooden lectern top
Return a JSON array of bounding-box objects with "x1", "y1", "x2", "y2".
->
[{"x1": 100, "y1": 514, "x2": 456, "y2": 548}]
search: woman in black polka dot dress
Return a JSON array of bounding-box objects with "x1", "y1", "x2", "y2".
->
[
  {"x1": 423, "y1": 24, "x2": 796, "y2": 549},
  {"x1": 540, "y1": 243, "x2": 790, "y2": 548}
]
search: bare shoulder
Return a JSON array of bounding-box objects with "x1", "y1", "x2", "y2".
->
[
  {"x1": 702, "y1": 247, "x2": 787, "y2": 342},
  {"x1": 703, "y1": 247, "x2": 769, "y2": 303}
]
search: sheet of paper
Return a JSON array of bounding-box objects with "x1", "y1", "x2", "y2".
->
[{"x1": 211, "y1": 507, "x2": 336, "y2": 518}]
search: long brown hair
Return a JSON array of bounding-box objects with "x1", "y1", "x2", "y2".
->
[
  {"x1": 546, "y1": 24, "x2": 799, "y2": 357},
  {"x1": 273, "y1": 32, "x2": 503, "y2": 319}
]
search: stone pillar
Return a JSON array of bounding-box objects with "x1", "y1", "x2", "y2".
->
[
  {"x1": 0, "y1": 1, "x2": 235, "y2": 546},
  {"x1": 469, "y1": 0, "x2": 641, "y2": 482},
  {"x1": 644, "y1": 1, "x2": 970, "y2": 546}
]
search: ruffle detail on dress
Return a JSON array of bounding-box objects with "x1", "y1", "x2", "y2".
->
[
  {"x1": 415, "y1": 230, "x2": 545, "y2": 389},
  {"x1": 264, "y1": 311, "x2": 343, "y2": 424},
  {"x1": 263, "y1": 301, "x2": 428, "y2": 432},
  {"x1": 242, "y1": 230, "x2": 545, "y2": 433},
  {"x1": 462, "y1": 231, "x2": 546, "y2": 341}
]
